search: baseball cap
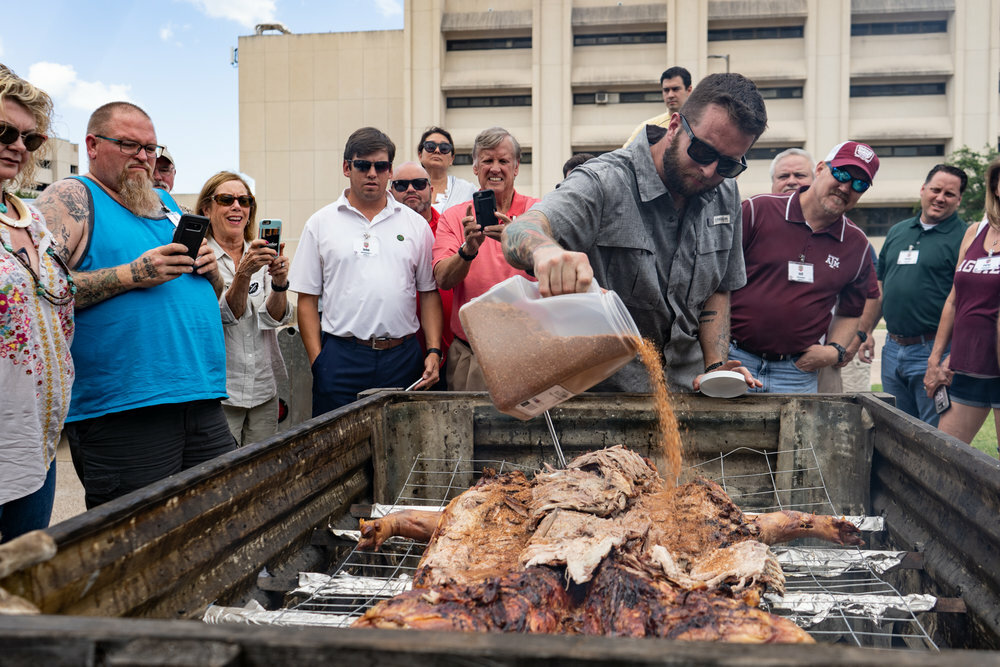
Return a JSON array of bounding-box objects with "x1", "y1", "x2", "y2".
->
[
  {"x1": 823, "y1": 141, "x2": 879, "y2": 182},
  {"x1": 159, "y1": 147, "x2": 175, "y2": 165}
]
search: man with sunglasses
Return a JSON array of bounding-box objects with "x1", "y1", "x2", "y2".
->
[
  {"x1": 34, "y1": 101, "x2": 233, "y2": 508},
  {"x1": 502, "y1": 73, "x2": 767, "y2": 393},
  {"x1": 728, "y1": 141, "x2": 880, "y2": 393},
  {"x1": 389, "y1": 161, "x2": 454, "y2": 386},
  {"x1": 289, "y1": 128, "x2": 443, "y2": 415}
]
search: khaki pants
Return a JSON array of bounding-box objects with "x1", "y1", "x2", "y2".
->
[
  {"x1": 817, "y1": 365, "x2": 843, "y2": 392},
  {"x1": 223, "y1": 395, "x2": 279, "y2": 447},
  {"x1": 446, "y1": 338, "x2": 487, "y2": 391}
]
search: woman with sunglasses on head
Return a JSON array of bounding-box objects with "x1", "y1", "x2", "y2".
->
[
  {"x1": 924, "y1": 158, "x2": 1000, "y2": 451},
  {"x1": 196, "y1": 172, "x2": 291, "y2": 446},
  {"x1": 0, "y1": 68, "x2": 75, "y2": 542},
  {"x1": 417, "y1": 127, "x2": 476, "y2": 214}
]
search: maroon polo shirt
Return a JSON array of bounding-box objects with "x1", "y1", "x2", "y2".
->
[{"x1": 731, "y1": 189, "x2": 875, "y2": 355}]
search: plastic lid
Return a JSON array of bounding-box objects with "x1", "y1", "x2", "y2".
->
[{"x1": 699, "y1": 370, "x2": 748, "y2": 398}]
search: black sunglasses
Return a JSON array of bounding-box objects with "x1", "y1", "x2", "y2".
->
[
  {"x1": 391, "y1": 178, "x2": 429, "y2": 192},
  {"x1": 352, "y1": 159, "x2": 392, "y2": 173},
  {"x1": 826, "y1": 162, "x2": 871, "y2": 193},
  {"x1": 677, "y1": 114, "x2": 748, "y2": 178},
  {"x1": 421, "y1": 140, "x2": 453, "y2": 155},
  {"x1": 212, "y1": 193, "x2": 255, "y2": 207},
  {"x1": 0, "y1": 122, "x2": 47, "y2": 152}
]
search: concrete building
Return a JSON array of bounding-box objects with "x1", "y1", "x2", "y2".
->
[
  {"x1": 238, "y1": 0, "x2": 1000, "y2": 259},
  {"x1": 30, "y1": 136, "x2": 78, "y2": 194}
]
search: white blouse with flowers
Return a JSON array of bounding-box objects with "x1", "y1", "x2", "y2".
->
[{"x1": 0, "y1": 204, "x2": 74, "y2": 505}]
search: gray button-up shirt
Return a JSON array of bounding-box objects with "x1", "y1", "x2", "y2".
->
[{"x1": 533, "y1": 126, "x2": 746, "y2": 392}]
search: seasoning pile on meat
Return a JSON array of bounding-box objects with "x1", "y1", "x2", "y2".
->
[{"x1": 354, "y1": 445, "x2": 862, "y2": 642}]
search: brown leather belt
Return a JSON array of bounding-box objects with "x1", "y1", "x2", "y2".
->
[
  {"x1": 337, "y1": 333, "x2": 414, "y2": 350},
  {"x1": 888, "y1": 332, "x2": 935, "y2": 346}
]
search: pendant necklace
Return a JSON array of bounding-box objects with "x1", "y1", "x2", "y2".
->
[{"x1": 0, "y1": 192, "x2": 31, "y2": 229}]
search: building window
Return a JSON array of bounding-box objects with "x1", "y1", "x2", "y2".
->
[
  {"x1": 573, "y1": 32, "x2": 665, "y2": 47},
  {"x1": 446, "y1": 37, "x2": 531, "y2": 51},
  {"x1": 849, "y1": 207, "x2": 915, "y2": 237},
  {"x1": 747, "y1": 146, "x2": 801, "y2": 161},
  {"x1": 850, "y1": 83, "x2": 945, "y2": 97},
  {"x1": 70, "y1": 165, "x2": 78, "y2": 174},
  {"x1": 573, "y1": 91, "x2": 661, "y2": 105},
  {"x1": 851, "y1": 20, "x2": 947, "y2": 37},
  {"x1": 868, "y1": 144, "x2": 945, "y2": 158},
  {"x1": 447, "y1": 95, "x2": 531, "y2": 109},
  {"x1": 38, "y1": 159, "x2": 51, "y2": 168},
  {"x1": 757, "y1": 87, "x2": 803, "y2": 100},
  {"x1": 708, "y1": 26, "x2": 803, "y2": 41},
  {"x1": 618, "y1": 91, "x2": 663, "y2": 104},
  {"x1": 454, "y1": 152, "x2": 532, "y2": 166}
]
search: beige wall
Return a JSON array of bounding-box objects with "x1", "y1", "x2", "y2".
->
[
  {"x1": 239, "y1": 0, "x2": 1000, "y2": 259},
  {"x1": 32, "y1": 137, "x2": 78, "y2": 193}
]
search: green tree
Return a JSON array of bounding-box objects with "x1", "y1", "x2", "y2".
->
[{"x1": 948, "y1": 145, "x2": 999, "y2": 223}]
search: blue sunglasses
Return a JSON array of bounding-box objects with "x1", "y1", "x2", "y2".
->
[{"x1": 826, "y1": 162, "x2": 871, "y2": 193}]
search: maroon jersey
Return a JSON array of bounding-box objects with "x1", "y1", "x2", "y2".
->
[
  {"x1": 731, "y1": 190, "x2": 875, "y2": 355},
  {"x1": 949, "y1": 222, "x2": 1000, "y2": 377}
]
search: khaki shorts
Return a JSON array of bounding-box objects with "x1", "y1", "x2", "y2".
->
[{"x1": 446, "y1": 338, "x2": 487, "y2": 391}]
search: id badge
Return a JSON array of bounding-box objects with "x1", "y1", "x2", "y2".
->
[
  {"x1": 788, "y1": 261, "x2": 814, "y2": 283},
  {"x1": 974, "y1": 256, "x2": 1000, "y2": 272},
  {"x1": 897, "y1": 249, "x2": 919, "y2": 265},
  {"x1": 165, "y1": 210, "x2": 182, "y2": 226},
  {"x1": 354, "y1": 235, "x2": 380, "y2": 257}
]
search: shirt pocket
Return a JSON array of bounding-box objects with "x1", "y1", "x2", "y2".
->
[
  {"x1": 688, "y1": 222, "x2": 736, "y2": 306},
  {"x1": 598, "y1": 245, "x2": 660, "y2": 312}
]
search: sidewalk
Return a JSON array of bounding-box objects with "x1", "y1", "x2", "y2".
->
[{"x1": 51, "y1": 436, "x2": 86, "y2": 525}]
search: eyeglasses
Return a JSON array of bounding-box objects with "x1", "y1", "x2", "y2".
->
[
  {"x1": 96, "y1": 135, "x2": 164, "y2": 158},
  {"x1": 421, "y1": 141, "x2": 453, "y2": 155},
  {"x1": 212, "y1": 193, "x2": 255, "y2": 208},
  {"x1": 391, "y1": 178, "x2": 429, "y2": 192},
  {"x1": 677, "y1": 114, "x2": 748, "y2": 178},
  {"x1": 0, "y1": 122, "x2": 47, "y2": 152},
  {"x1": 352, "y1": 159, "x2": 392, "y2": 173},
  {"x1": 826, "y1": 162, "x2": 871, "y2": 193}
]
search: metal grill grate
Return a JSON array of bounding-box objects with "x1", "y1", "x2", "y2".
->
[{"x1": 255, "y1": 447, "x2": 938, "y2": 649}]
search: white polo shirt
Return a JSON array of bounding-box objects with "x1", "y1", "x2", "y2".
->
[{"x1": 289, "y1": 190, "x2": 437, "y2": 339}]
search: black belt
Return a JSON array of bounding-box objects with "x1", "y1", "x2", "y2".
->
[
  {"x1": 336, "y1": 333, "x2": 414, "y2": 350},
  {"x1": 888, "y1": 332, "x2": 935, "y2": 346},
  {"x1": 733, "y1": 341, "x2": 798, "y2": 362}
]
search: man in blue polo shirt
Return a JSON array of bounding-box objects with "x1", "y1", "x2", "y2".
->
[{"x1": 859, "y1": 164, "x2": 967, "y2": 425}]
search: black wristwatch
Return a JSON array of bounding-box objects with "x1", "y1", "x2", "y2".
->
[
  {"x1": 856, "y1": 330, "x2": 868, "y2": 343},
  {"x1": 704, "y1": 361, "x2": 724, "y2": 373},
  {"x1": 828, "y1": 342, "x2": 846, "y2": 364},
  {"x1": 457, "y1": 245, "x2": 477, "y2": 261},
  {"x1": 271, "y1": 282, "x2": 289, "y2": 292},
  {"x1": 426, "y1": 347, "x2": 442, "y2": 358}
]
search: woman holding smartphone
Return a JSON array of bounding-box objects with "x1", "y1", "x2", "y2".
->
[
  {"x1": 196, "y1": 172, "x2": 291, "y2": 446},
  {"x1": 0, "y1": 68, "x2": 75, "y2": 541}
]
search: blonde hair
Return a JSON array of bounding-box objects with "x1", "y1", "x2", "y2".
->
[
  {"x1": 195, "y1": 171, "x2": 257, "y2": 242},
  {"x1": 986, "y1": 158, "x2": 1000, "y2": 228},
  {"x1": 0, "y1": 65, "x2": 54, "y2": 190}
]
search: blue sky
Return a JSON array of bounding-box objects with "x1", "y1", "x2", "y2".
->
[{"x1": 3, "y1": 0, "x2": 404, "y2": 193}]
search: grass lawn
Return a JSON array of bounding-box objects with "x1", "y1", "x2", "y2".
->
[{"x1": 871, "y1": 384, "x2": 998, "y2": 458}]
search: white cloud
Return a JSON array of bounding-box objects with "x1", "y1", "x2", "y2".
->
[
  {"x1": 183, "y1": 0, "x2": 276, "y2": 29},
  {"x1": 27, "y1": 62, "x2": 133, "y2": 111},
  {"x1": 0, "y1": 37, "x2": 4, "y2": 58},
  {"x1": 374, "y1": 0, "x2": 402, "y2": 18},
  {"x1": 160, "y1": 24, "x2": 175, "y2": 41}
]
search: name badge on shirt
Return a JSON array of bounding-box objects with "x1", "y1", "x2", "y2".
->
[
  {"x1": 974, "y1": 255, "x2": 1000, "y2": 272},
  {"x1": 897, "y1": 249, "x2": 919, "y2": 265},
  {"x1": 711, "y1": 215, "x2": 731, "y2": 226},
  {"x1": 354, "y1": 234, "x2": 380, "y2": 257},
  {"x1": 788, "y1": 261, "x2": 814, "y2": 283},
  {"x1": 165, "y1": 210, "x2": 182, "y2": 225}
]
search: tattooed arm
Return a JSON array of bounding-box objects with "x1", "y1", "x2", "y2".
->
[
  {"x1": 34, "y1": 177, "x2": 197, "y2": 309},
  {"x1": 501, "y1": 209, "x2": 594, "y2": 296},
  {"x1": 692, "y1": 291, "x2": 762, "y2": 391}
]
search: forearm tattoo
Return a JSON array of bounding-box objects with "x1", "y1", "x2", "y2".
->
[
  {"x1": 74, "y1": 267, "x2": 127, "y2": 308},
  {"x1": 502, "y1": 211, "x2": 558, "y2": 270}
]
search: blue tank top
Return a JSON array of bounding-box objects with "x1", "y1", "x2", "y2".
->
[{"x1": 67, "y1": 177, "x2": 226, "y2": 421}]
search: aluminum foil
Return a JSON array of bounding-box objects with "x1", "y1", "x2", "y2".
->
[
  {"x1": 764, "y1": 591, "x2": 936, "y2": 627},
  {"x1": 844, "y1": 515, "x2": 884, "y2": 532},
  {"x1": 772, "y1": 547, "x2": 906, "y2": 577},
  {"x1": 203, "y1": 600, "x2": 353, "y2": 627},
  {"x1": 292, "y1": 572, "x2": 413, "y2": 597}
]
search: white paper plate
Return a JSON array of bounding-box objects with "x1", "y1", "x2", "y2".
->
[{"x1": 699, "y1": 370, "x2": 748, "y2": 398}]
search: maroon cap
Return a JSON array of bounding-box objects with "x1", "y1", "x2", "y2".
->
[{"x1": 823, "y1": 141, "x2": 879, "y2": 182}]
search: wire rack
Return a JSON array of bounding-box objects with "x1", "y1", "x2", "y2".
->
[{"x1": 263, "y1": 446, "x2": 937, "y2": 649}]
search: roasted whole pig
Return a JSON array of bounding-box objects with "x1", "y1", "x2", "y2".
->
[{"x1": 354, "y1": 445, "x2": 861, "y2": 643}]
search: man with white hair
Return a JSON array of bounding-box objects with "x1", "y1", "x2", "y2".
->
[{"x1": 770, "y1": 148, "x2": 814, "y2": 194}]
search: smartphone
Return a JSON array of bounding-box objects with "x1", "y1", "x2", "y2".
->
[
  {"x1": 171, "y1": 213, "x2": 210, "y2": 260},
  {"x1": 472, "y1": 190, "x2": 497, "y2": 229},
  {"x1": 259, "y1": 218, "x2": 282, "y2": 251},
  {"x1": 934, "y1": 385, "x2": 951, "y2": 414}
]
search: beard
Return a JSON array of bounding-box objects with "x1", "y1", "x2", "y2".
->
[
  {"x1": 117, "y1": 164, "x2": 162, "y2": 218},
  {"x1": 661, "y1": 135, "x2": 714, "y2": 199}
]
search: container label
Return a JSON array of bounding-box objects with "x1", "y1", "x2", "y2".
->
[{"x1": 511, "y1": 385, "x2": 575, "y2": 418}]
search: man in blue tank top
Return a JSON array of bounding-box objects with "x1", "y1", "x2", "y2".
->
[{"x1": 35, "y1": 102, "x2": 235, "y2": 509}]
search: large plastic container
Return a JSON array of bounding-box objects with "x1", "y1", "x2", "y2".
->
[{"x1": 459, "y1": 276, "x2": 642, "y2": 419}]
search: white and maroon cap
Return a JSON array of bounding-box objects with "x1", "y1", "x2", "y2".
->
[{"x1": 824, "y1": 141, "x2": 879, "y2": 182}]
